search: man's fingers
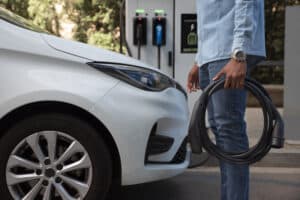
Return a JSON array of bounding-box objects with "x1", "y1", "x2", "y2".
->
[
  {"x1": 192, "y1": 81, "x2": 199, "y2": 92},
  {"x1": 187, "y1": 79, "x2": 193, "y2": 92},
  {"x1": 237, "y1": 73, "x2": 246, "y2": 89},
  {"x1": 224, "y1": 76, "x2": 231, "y2": 89},
  {"x1": 213, "y1": 70, "x2": 224, "y2": 81},
  {"x1": 187, "y1": 83, "x2": 193, "y2": 93},
  {"x1": 234, "y1": 79, "x2": 240, "y2": 89},
  {"x1": 238, "y1": 78, "x2": 245, "y2": 89},
  {"x1": 232, "y1": 75, "x2": 239, "y2": 89},
  {"x1": 187, "y1": 79, "x2": 199, "y2": 93},
  {"x1": 196, "y1": 77, "x2": 200, "y2": 89},
  {"x1": 191, "y1": 88, "x2": 198, "y2": 92},
  {"x1": 187, "y1": 74, "x2": 193, "y2": 91}
]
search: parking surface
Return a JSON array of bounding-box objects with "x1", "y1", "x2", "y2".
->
[{"x1": 120, "y1": 167, "x2": 300, "y2": 200}]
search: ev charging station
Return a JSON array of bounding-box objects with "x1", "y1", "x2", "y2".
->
[
  {"x1": 125, "y1": 1, "x2": 287, "y2": 163},
  {"x1": 126, "y1": 1, "x2": 296, "y2": 143},
  {"x1": 126, "y1": 0, "x2": 200, "y2": 110}
]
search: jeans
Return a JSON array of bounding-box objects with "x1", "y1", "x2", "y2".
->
[{"x1": 199, "y1": 56, "x2": 264, "y2": 200}]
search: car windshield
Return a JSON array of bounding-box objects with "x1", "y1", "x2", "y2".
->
[{"x1": 0, "y1": 7, "x2": 48, "y2": 33}]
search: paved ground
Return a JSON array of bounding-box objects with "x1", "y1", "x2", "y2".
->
[
  {"x1": 120, "y1": 167, "x2": 300, "y2": 200},
  {"x1": 246, "y1": 108, "x2": 284, "y2": 140},
  {"x1": 117, "y1": 108, "x2": 300, "y2": 200}
]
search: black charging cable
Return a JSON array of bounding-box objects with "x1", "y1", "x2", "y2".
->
[
  {"x1": 137, "y1": 23, "x2": 142, "y2": 60},
  {"x1": 189, "y1": 78, "x2": 285, "y2": 165},
  {"x1": 119, "y1": 0, "x2": 133, "y2": 57},
  {"x1": 157, "y1": 45, "x2": 161, "y2": 69}
]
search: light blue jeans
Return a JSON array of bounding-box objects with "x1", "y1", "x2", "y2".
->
[{"x1": 199, "y1": 56, "x2": 263, "y2": 200}]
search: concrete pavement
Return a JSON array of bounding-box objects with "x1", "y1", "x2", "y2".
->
[
  {"x1": 115, "y1": 108, "x2": 300, "y2": 200},
  {"x1": 119, "y1": 167, "x2": 300, "y2": 200},
  {"x1": 201, "y1": 108, "x2": 300, "y2": 168}
]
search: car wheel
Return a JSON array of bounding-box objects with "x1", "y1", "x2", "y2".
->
[{"x1": 0, "y1": 113, "x2": 112, "y2": 200}]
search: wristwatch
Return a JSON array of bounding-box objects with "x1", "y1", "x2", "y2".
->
[{"x1": 231, "y1": 49, "x2": 247, "y2": 63}]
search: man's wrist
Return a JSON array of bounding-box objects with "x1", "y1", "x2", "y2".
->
[
  {"x1": 230, "y1": 58, "x2": 246, "y2": 65},
  {"x1": 231, "y1": 49, "x2": 247, "y2": 63}
]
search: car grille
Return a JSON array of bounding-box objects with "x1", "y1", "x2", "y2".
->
[{"x1": 171, "y1": 138, "x2": 188, "y2": 164}]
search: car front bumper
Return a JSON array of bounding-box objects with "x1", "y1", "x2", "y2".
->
[{"x1": 92, "y1": 81, "x2": 190, "y2": 185}]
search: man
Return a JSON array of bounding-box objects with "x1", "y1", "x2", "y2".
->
[{"x1": 187, "y1": 1, "x2": 266, "y2": 200}]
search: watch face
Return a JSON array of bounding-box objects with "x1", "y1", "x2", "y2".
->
[
  {"x1": 236, "y1": 51, "x2": 244, "y2": 58},
  {"x1": 235, "y1": 50, "x2": 246, "y2": 60},
  {"x1": 232, "y1": 50, "x2": 246, "y2": 62}
]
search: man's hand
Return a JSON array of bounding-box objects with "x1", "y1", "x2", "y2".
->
[
  {"x1": 213, "y1": 59, "x2": 247, "y2": 89},
  {"x1": 187, "y1": 64, "x2": 200, "y2": 93}
]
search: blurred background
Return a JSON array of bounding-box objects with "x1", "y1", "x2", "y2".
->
[
  {"x1": 0, "y1": 0, "x2": 299, "y2": 85},
  {"x1": 0, "y1": 0, "x2": 123, "y2": 52},
  {"x1": 1, "y1": 2, "x2": 300, "y2": 199}
]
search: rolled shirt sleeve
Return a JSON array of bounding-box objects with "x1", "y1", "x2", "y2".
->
[
  {"x1": 195, "y1": 0, "x2": 202, "y2": 66},
  {"x1": 194, "y1": 0, "x2": 265, "y2": 67},
  {"x1": 232, "y1": 0, "x2": 256, "y2": 53}
]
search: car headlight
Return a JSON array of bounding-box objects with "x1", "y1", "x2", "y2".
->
[{"x1": 88, "y1": 62, "x2": 186, "y2": 96}]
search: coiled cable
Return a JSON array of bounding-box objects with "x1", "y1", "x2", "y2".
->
[{"x1": 189, "y1": 78, "x2": 285, "y2": 165}]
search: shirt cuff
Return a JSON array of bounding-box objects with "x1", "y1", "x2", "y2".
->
[{"x1": 232, "y1": 37, "x2": 251, "y2": 53}]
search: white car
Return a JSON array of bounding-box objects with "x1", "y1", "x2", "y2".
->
[{"x1": 0, "y1": 7, "x2": 190, "y2": 200}]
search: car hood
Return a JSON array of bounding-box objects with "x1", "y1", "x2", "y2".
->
[{"x1": 41, "y1": 34, "x2": 154, "y2": 70}]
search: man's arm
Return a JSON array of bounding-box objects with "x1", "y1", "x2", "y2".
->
[
  {"x1": 232, "y1": 0, "x2": 255, "y2": 53},
  {"x1": 187, "y1": 8, "x2": 201, "y2": 93},
  {"x1": 187, "y1": 50, "x2": 200, "y2": 93},
  {"x1": 214, "y1": 0, "x2": 256, "y2": 89}
]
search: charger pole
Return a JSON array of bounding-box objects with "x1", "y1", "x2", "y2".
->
[
  {"x1": 137, "y1": 23, "x2": 142, "y2": 60},
  {"x1": 158, "y1": 45, "x2": 161, "y2": 69},
  {"x1": 133, "y1": 9, "x2": 147, "y2": 60}
]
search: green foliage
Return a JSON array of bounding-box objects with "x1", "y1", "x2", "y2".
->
[
  {"x1": 251, "y1": 66, "x2": 284, "y2": 84},
  {"x1": 253, "y1": 0, "x2": 299, "y2": 84},
  {"x1": 1, "y1": 0, "x2": 300, "y2": 84},
  {"x1": 0, "y1": 0, "x2": 29, "y2": 18},
  {"x1": 2, "y1": 0, "x2": 300, "y2": 56},
  {"x1": 27, "y1": 0, "x2": 61, "y2": 35},
  {"x1": 0, "y1": 0, "x2": 121, "y2": 51},
  {"x1": 68, "y1": 0, "x2": 122, "y2": 51},
  {"x1": 265, "y1": 0, "x2": 300, "y2": 60}
]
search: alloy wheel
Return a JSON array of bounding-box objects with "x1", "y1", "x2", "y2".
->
[{"x1": 6, "y1": 131, "x2": 93, "y2": 200}]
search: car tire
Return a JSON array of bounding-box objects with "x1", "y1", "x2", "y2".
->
[{"x1": 0, "y1": 112, "x2": 112, "y2": 200}]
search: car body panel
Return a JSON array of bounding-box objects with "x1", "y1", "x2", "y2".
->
[
  {"x1": 0, "y1": 15, "x2": 190, "y2": 186},
  {"x1": 0, "y1": 48, "x2": 120, "y2": 121},
  {"x1": 0, "y1": 19, "x2": 119, "y2": 116},
  {"x1": 0, "y1": 20, "x2": 88, "y2": 63},
  {"x1": 41, "y1": 34, "x2": 150, "y2": 68},
  {"x1": 93, "y1": 82, "x2": 190, "y2": 185}
]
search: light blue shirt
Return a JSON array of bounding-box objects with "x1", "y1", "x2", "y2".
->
[{"x1": 195, "y1": 0, "x2": 266, "y2": 67}]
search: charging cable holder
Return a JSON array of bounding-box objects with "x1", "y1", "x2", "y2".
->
[
  {"x1": 153, "y1": 10, "x2": 166, "y2": 69},
  {"x1": 133, "y1": 9, "x2": 147, "y2": 60}
]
